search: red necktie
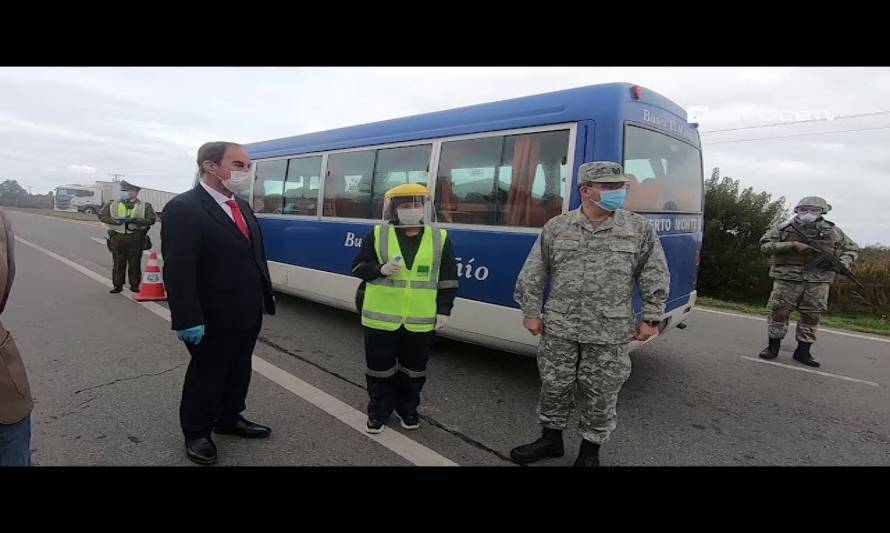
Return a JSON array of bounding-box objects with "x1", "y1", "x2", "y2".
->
[{"x1": 225, "y1": 199, "x2": 251, "y2": 242}]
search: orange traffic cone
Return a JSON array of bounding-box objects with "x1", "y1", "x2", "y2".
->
[{"x1": 135, "y1": 251, "x2": 167, "y2": 301}]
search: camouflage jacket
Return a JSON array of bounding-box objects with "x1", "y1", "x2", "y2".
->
[
  {"x1": 514, "y1": 208, "x2": 670, "y2": 344},
  {"x1": 760, "y1": 218, "x2": 858, "y2": 283}
]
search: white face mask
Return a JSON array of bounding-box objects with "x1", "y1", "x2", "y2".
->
[
  {"x1": 796, "y1": 212, "x2": 820, "y2": 223},
  {"x1": 219, "y1": 169, "x2": 252, "y2": 193},
  {"x1": 397, "y1": 207, "x2": 424, "y2": 225}
]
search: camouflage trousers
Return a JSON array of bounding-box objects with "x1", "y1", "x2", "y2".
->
[
  {"x1": 536, "y1": 333, "x2": 632, "y2": 445},
  {"x1": 766, "y1": 279, "x2": 831, "y2": 344}
]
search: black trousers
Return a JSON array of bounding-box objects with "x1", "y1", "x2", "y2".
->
[
  {"x1": 364, "y1": 326, "x2": 434, "y2": 421},
  {"x1": 179, "y1": 322, "x2": 262, "y2": 439},
  {"x1": 108, "y1": 232, "x2": 143, "y2": 289}
]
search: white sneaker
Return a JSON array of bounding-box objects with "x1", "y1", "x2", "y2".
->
[
  {"x1": 366, "y1": 418, "x2": 384, "y2": 434},
  {"x1": 394, "y1": 412, "x2": 420, "y2": 430}
]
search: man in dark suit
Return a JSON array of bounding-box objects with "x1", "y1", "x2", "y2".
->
[{"x1": 162, "y1": 141, "x2": 276, "y2": 466}]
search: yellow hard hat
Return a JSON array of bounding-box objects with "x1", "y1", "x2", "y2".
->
[{"x1": 384, "y1": 183, "x2": 431, "y2": 199}]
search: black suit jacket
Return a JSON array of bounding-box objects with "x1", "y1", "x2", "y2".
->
[{"x1": 161, "y1": 184, "x2": 275, "y2": 332}]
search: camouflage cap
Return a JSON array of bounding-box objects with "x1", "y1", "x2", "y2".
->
[
  {"x1": 795, "y1": 196, "x2": 831, "y2": 212},
  {"x1": 578, "y1": 161, "x2": 631, "y2": 184}
]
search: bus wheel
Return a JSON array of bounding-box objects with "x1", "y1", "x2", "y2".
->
[{"x1": 83, "y1": 208, "x2": 96, "y2": 214}]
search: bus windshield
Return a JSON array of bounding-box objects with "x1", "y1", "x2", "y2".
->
[{"x1": 623, "y1": 124, "x2": 703, "y2": 213}]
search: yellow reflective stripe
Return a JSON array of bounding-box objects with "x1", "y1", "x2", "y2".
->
[
  {"x1": 404, "y1": 316, "x2": 436, "y2": 325},
  {"x1": 378, "y1": 223, "x2": 389, "y2": 262},
  {"x1": 399, "y1": 366, "x2": 427, "y2": 378},
  {"x1": 430, "y1": 227, "x2": 442, "y2": 284},
  {"x1": 367, "y1": 278, "x2": 409, "y2": 288},
  {"x1": 361, "y1": 309, "x2": 435, "y2": 325},
  {"x1": 362, "y1": 310, "x2": 403, "y2": 323},
  {"x1": 366, "y1": 365, "x2": 398, "y2": 378}
]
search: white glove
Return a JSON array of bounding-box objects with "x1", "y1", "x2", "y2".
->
[
  {"x1": 435, "y1": 314, "x2": 448, "y2": 330},
  {"x1": 380, "y1": 260, "x2": 401, "y2": 276}
]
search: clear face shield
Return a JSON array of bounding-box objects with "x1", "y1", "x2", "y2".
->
[{"x1": 382, "y1": 194, "x2": 433, "y2": 228}]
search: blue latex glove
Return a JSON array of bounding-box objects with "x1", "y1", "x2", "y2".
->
[{"x1": 176, "y1": 325, "x2": 205, "y2": 345}]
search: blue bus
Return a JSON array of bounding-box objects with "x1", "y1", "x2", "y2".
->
[{"x1": 242, "y1": 82, "x2": 703, "y2": 355}]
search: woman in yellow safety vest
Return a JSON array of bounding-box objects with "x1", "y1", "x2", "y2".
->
[{"x1": 351, "y1": 184, "x2": 459, "y2": 433}]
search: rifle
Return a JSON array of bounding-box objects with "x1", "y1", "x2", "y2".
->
[{"x1": 786, "y1": 223, "x2": 864, "y2": 291}]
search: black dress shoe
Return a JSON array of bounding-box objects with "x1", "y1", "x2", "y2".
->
[
  {"x1": 130, "y1": 285, "x2": 140, "y2": 292},
  {"x1": 214, "y1": 418, "x2": 271, "y2": 439},
  {"x1": 185, "y1": 437, "x2": 217, "y2": 465},
  {"x1": 109, "y1": 287, "x2": 123, "y2": 294}
]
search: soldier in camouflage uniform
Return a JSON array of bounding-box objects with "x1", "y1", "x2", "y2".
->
[
  {"x1": 510, "y1": 162, "x2": 670, "y2": 467},
  {"x1": 758, "y1": 196, "x2": 858, "y2": 367}
]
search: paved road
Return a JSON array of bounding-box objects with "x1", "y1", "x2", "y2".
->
[{"x1": 5, "y1": 209, "x2": 889, "y2": 466}]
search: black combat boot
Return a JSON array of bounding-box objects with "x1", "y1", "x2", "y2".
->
[
  {"x1": 510, "y1": 428, "x2": 564, "y2": 464},
  {"x1": 758, "y1": 338, "x2": 781, "y2": 359},
  {"x1": 793, "y1": 342, "x2": 820, "y2": 367},
  {"x1": 573, "y1": 439, "x2": 600, "y2": 467}
]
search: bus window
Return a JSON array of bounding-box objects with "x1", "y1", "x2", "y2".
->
[
  {"x1": 253, "y1": 159, "x2": 287, "y2": 213},
  {"x1": 369, "y1": 144, "x2": 431, "y2": 218},
  {"x1": 436, "y1": 136, "x2": 502, "y2": 225},
  {"x1": 436, "y1": 130, "x2": 568, "y2": 227},
  {"x1": 498, "y1": 130, "x2": 568, "y2": 227},
  {"x1": 623, "y1": 125, "x2": 702, "y2": 212},
  {"x1": 283, "y1": 156, "x2": 322, "y2": 215},
  {"x1": 323, "y1": 150, "x2": 376, "y2": 219}
]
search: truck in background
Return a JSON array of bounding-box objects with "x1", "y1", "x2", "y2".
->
[
  {"x1": 54, "y1": 184, "x2": 107, "y2": 214},
  {"x1": 54, "y1": 181, "x2": 178, "y2": 215}
]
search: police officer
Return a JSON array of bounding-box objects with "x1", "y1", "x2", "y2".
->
[
  {"x1": 758, "y1": 196, "x2": 858, "y2": 367},
  {"x1": 351, "y1": 184, "x2": 459, "y2": 433},
  {"x1": 98, "y1": 181, "x2": 157, "y2": 294},
  {"x1": 511, "y1": 162, "x2": 670, "y2": 467}
]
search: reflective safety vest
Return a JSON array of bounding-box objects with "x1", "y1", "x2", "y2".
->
[
  {"x1": 361, "y1": 224, "x2": 450, "y2": 332},
  {"x1": 106, "y1": 201, "x2": 145, "y2": 234}
]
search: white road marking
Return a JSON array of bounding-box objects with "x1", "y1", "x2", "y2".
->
[
  {"x1": 251, "y1": 357, "x2": 456, "y2": 466},
  {"x1": 740, "y1": 356, "x2": 879, "y2": 387},
  {"x1": 11, "y1": 209, "x2": 106, "y2": 229},
  {"x1": 698, "y1": 307, "x2": 890, "y2": 344},
  {"x1": 15, "y1": 235, "x2": 458, "y2": 467}
]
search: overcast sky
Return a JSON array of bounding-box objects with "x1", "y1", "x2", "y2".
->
[{"x1": 1, "y1": 67, "x2": 887, "y2": 245}]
